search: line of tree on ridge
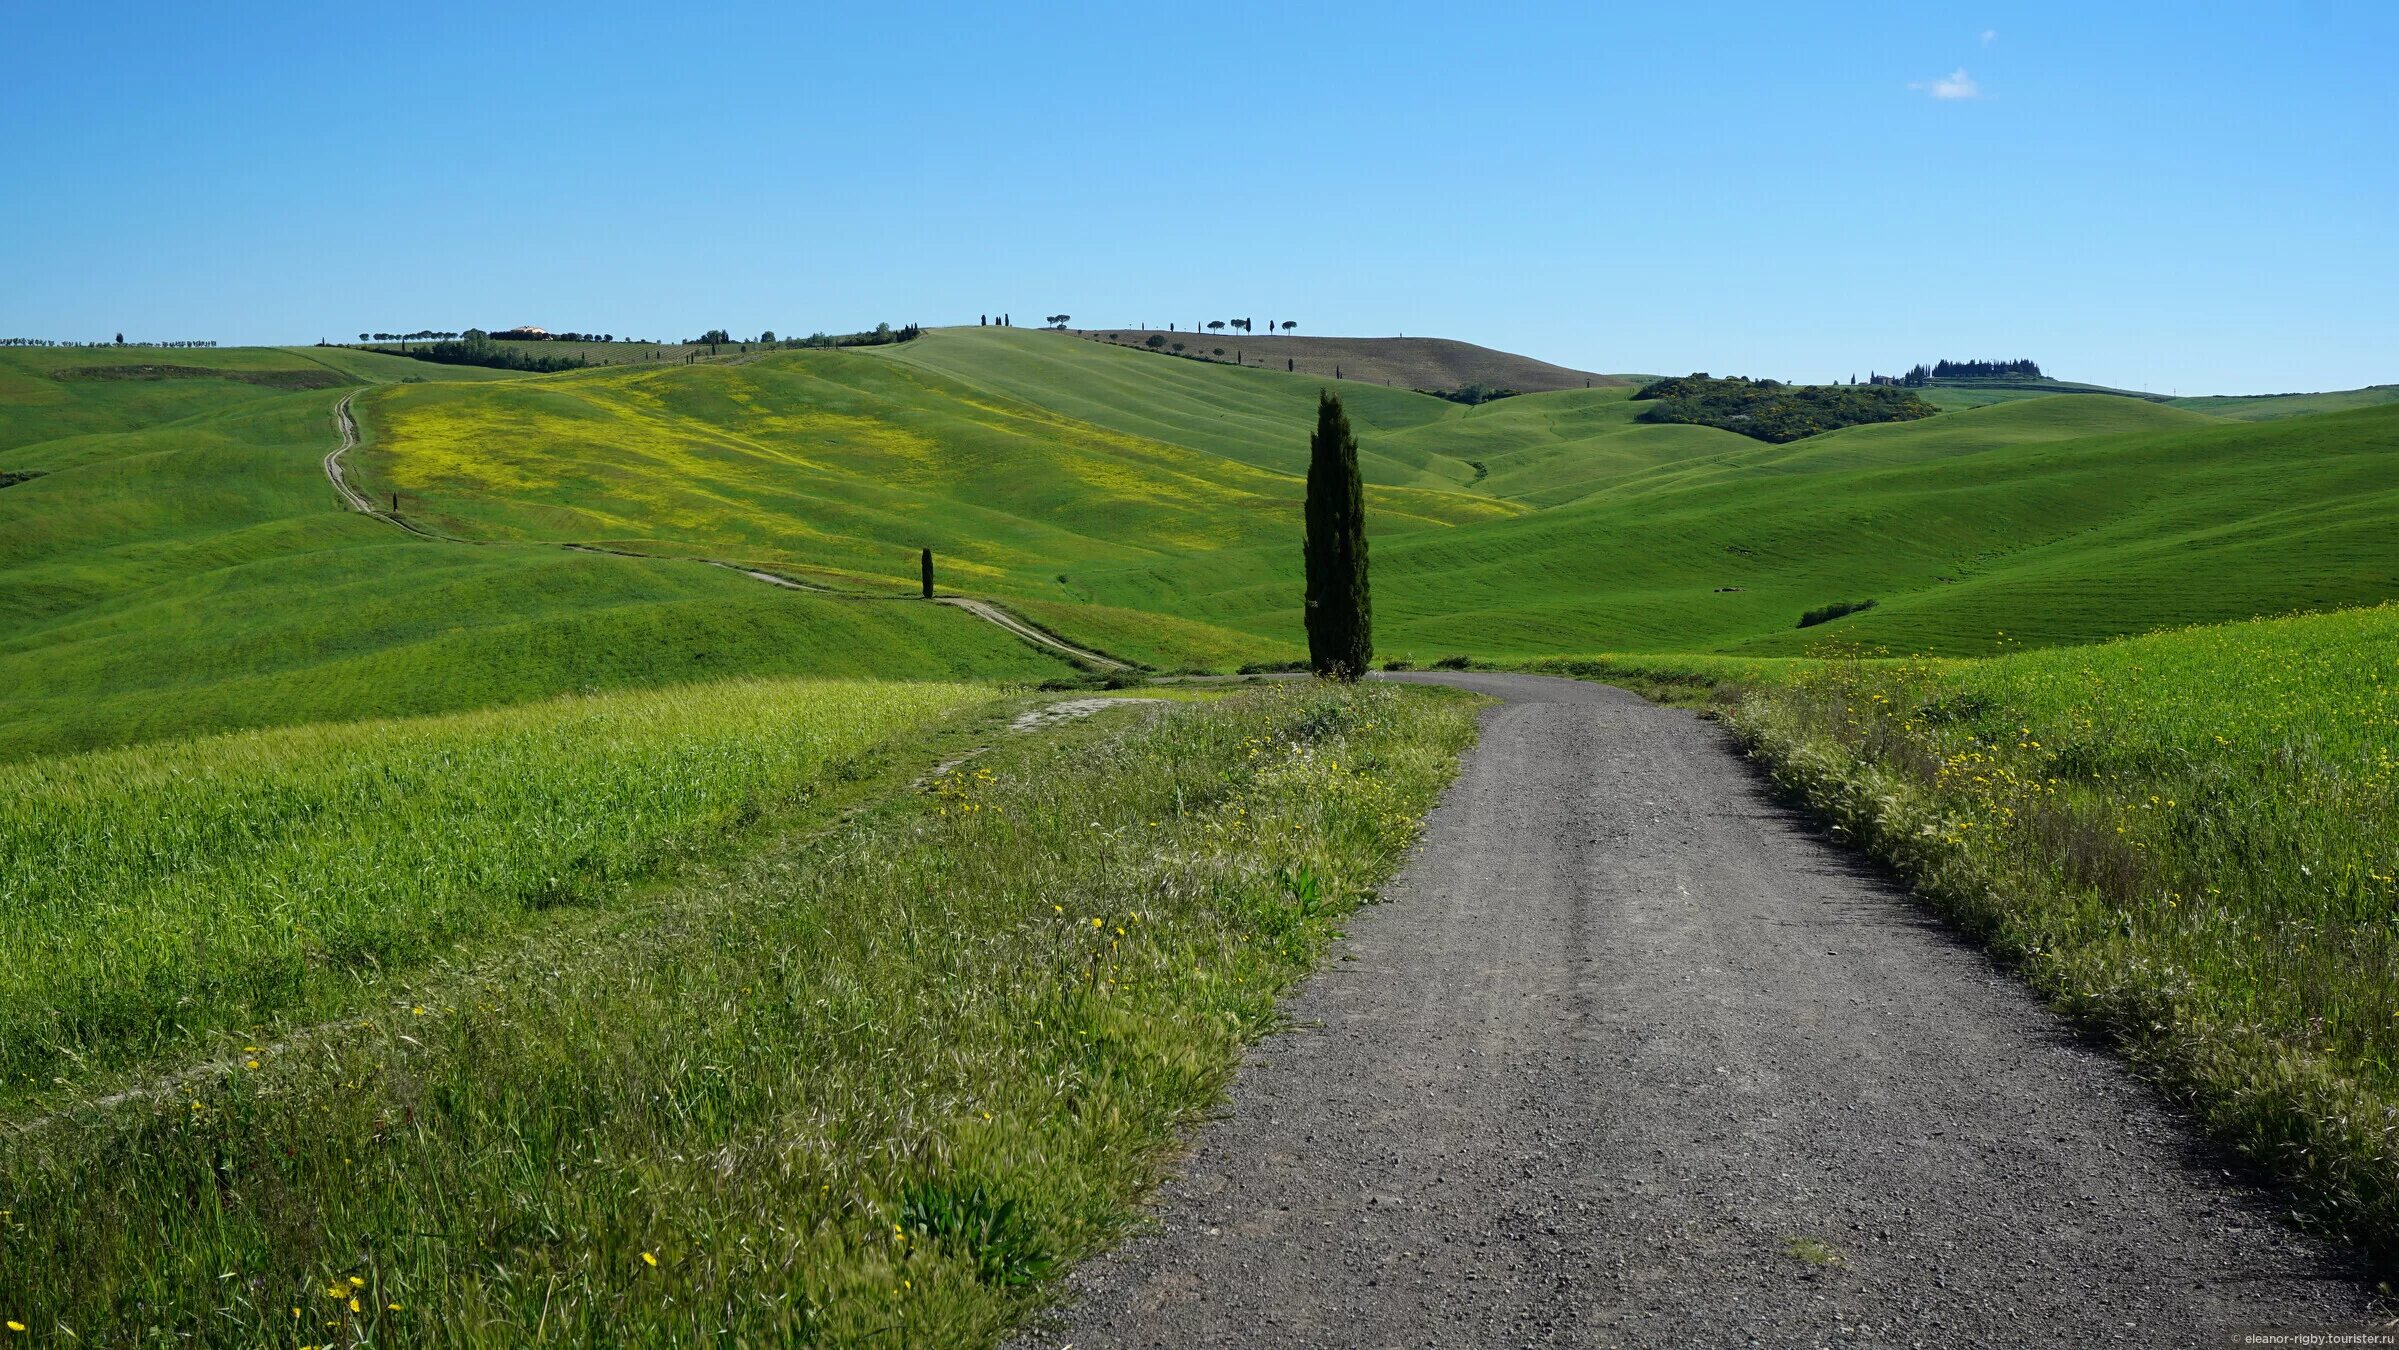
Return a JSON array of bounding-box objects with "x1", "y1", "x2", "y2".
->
[
  {"x1": 3, "y1": 337, "x2": 219, "y2": 347},
  {"x1": 1866, "y1": 358, "x2": 2044, "y2": 387}
]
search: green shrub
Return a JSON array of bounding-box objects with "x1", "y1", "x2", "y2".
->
[
  {"x1": 1632, "y1": 374, "x2": 1937, "y2": 443},
  {"x1": 1797, "y1": 598, "x2": 1877, "y2": 628}
]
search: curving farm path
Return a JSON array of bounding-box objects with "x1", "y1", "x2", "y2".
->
[
  {"x1": 319, "y1": 392, "x2": 1128, "y2": 671},
  {"x1": 1028, "y1": 672, "x2": 2377, "y2": 1348}
]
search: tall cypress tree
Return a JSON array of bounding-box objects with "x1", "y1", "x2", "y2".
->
[{"x1": 1304, "y1": 390, "x2": 1372, "y2": 679}]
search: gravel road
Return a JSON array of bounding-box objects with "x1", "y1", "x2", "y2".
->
[{"x1": 1026, "y1": 672, "x2": 2377, "y2": 1347}]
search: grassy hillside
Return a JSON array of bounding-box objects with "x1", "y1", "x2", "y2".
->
[
  {"x1": 347, "y1": 327, "x2": 2399, "y2": 668},
  {"x1": 11, "y1": 330, "x2": 2396, "y2": 751},
  {"x1": 2168, "y1": 384, "x2": 2399, "y2": 421},
  {"x1": 1057, "y1": 395, "x2": 2399, "y2": 660},
  {"x1": 1912, "y1": 375, "x2": 2399, "y2": 420},
  {"x1": 353, "y1": 346, "x2": 1518, "y2": 602},
  {"x1": 881, "y1": 332, "x2": 1752, "y2": 506},
  {"x1": 0, "y1": 347, "x2": 1072, "y2": 759},
  {"x1": 1912, "y1": 375, "x2": 2165, "y2": 410}
]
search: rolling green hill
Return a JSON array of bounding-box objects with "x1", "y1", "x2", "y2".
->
[
  {"x1": 0, "y1": 347, "x2": 1073, "y2": 760},
  {"x1": 2168, "y1": 384, "x2": 2399, "y2": 421},
  {"x1": 1909, "y1": 374, "x2": 2399, "y2": 420},
  {"x1": 1049, "y1": 396, "x2": 2399, "y2": 660},
  {"x1": 7, "y1": 327, "x2": 2396, "y2": 757},
  {"x1": 350, "y1": 326, "x2": 2399, "y2": 667},
  {"x1": 348, "y1": 340, "x2": 1519, "y2": 672}
]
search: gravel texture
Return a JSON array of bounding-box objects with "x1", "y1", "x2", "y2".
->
[{"x1": 1024, "y1": 672, "x2": 2378, "y2": 1347}]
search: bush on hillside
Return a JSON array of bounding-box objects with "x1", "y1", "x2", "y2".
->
[
  {"x1": 376, "y1": 330, "x2": 591, "y2": 373},
  {"x1": 1632, "y1": 374, "x2": 1936, "y2": 443},
  {"x1": 1797, "y1": 598, "x2": 1877, "y2": 628},
  {"x1": 1419, "y1": 383, "x2": 1520, "y2": 406}
]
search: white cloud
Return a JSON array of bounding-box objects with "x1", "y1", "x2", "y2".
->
[
  {"x1": 1980, "y1": 28, "x2": 1997, "y2": 45},
  {"x1": 1911, "y1": 67, "x2": 1982, "y2": 99}
]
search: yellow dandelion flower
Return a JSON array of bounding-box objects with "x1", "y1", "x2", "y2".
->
[
  {"x1": 347, "y1": 1298, "x2": 361, "y2": 1314},
  {"x1": 348, "y1": 1277, "x2": 364, "y2": 1288},
  {"x1": 641, "y1": 1251, "x2": 659, "y2": 1268}
]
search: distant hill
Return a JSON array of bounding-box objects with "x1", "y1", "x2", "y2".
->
[
  {"x1": 1062, "y1": 328, "x2": 1629, "y2": 394},
  {"x1": 1913, "y1": 375, "x2": 2399, "y2": 420},
  {"x1": 11, "y1": 327, "x2": 2399, "y2": 761},
  {"x1": 2167, "y1": 385, "x2": 2399, "y2": 421},
  {"x1": 1910, "y1": 376, "x2": 2168, "y2": 411}
]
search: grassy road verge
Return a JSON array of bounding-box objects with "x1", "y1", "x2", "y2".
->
[
  {"x1": 0, "y1": 681, "x2": 1478, "y2": 1344},
  {"x1": 1715, "y1": 605, "x2": 2399, "y2": 1268}
]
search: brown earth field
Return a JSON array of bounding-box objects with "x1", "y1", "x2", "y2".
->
[{"x1": 1062, "y1": 327, "x2": 1632, "y2": 393}]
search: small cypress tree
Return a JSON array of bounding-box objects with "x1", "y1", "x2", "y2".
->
[{"x1": 1303, "y1": 390, "x2": 1371, "y2": 679}]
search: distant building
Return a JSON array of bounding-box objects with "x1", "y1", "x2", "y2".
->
[{"x1": 491, "y1": 326, "x2": 550, "y2": 341}]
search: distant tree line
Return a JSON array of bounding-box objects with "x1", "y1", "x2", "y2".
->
[
  {"x1": 1632, "y1": 374, "x2": 1938, "y2": 443},
  {"x1": 779, "y1": 323, "x2": 922, "y2": 350},
  {"x1": 669, "y1": 324, "x2": 922, "y2": 353},
  {"x1": 3, "y1": 337, "x2": 218, "y2": 347},
  {"x1": 355, "y1": 330, "x2": 643, "y2": 347},
  {"x1": 1868, "y1": 358, "x2": 2044, "y2": 387},
  {"x1": 1932, "y1": 358, "x2": 2041, "y2": 379},
  {"x1": 368, "y1": 329, "x2": 593, "y2": 373},
  {"x1": 360, "y1": 330, "x2": 459, "y2": 349},
  {"x1": 354, "y1": 323, "x2": 922, "y2": 371},
  {"x1": 1418, "y1": 382, "x2": 1519, "y2": 406}
]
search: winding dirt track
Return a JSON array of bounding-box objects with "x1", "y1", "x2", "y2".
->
[
  {"x1": 1028, "y1": 672, "x2": 2376, "y2": 1347},
  {"x1": 322, "y1": 394, "x2": 373, "y2": 512},
  {"x1": 318, "y1": 394, "x2": 1128, "y2": 670}
]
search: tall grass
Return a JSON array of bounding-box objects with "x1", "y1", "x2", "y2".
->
[
  {"x1": 0, "y1": 681, "x2": 1478, "y2": 1344},
  {"x1": 1723, "y1": 604, "x2": 2399, "y2": 1266},
  {"x1": 0, "y1": 677, "x2": 997, "y2": 1099}
]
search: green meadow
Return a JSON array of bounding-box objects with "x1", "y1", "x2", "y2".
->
[
  {"x1": 0, "y1": 345, "x2": 1070, "y2": 760},
  {"x1": 13, "y1": 329, "x2": 2396, "y2": 760},
  {"x1": 0, "y1": 680, "x2": 1475, "y2": 1344},
  {"x1": 0, "y1": 675, "x2": 996, "y2": 1100},
  {"x1": 8, "y1": 321, "x2": 2399, "y2": 1327},
  {"x1": 351, "y1": 327, "x2": 2399, "y2": 669}
]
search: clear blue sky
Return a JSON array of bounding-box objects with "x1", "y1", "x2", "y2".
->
[{"x1": 5, "y1": 2, "x2": 2392, "y2": 393}]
